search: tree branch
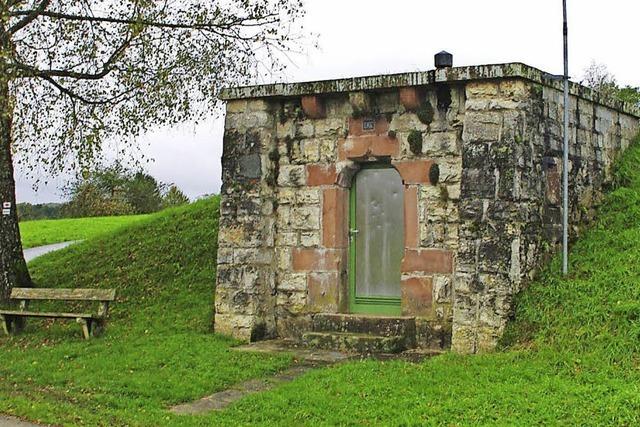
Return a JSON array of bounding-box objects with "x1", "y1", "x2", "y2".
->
[
  {"x1": 13, "y1": 34, "x2": 133, "y2": 80},
  {"x1": 7, "y1": 0, "x2": 51, "y2": 35},
  {"x1": 38, "y1": 74, "x2": 108, "y2": 105},
  {"x1": 9, "y1": 9, "x2": 279, "y2": 31}
]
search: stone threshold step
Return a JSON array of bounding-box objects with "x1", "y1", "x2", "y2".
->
[
  {"x1": 302, "y1": 331, "x2": 406, "y2": 354},
  {"x1": 312, "y1": 313, "x2": 416, "y2": 339}
]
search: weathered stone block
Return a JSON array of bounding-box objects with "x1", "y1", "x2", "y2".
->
[
  {"x1": 401, "y1": 249, "x2": 454, "y2": 274},
  {"x1": 423, "y1": 131, "x2": 460, "y2": 156},
  {"x1": 338, "y1": 135, "x2": 399, "y2": 160},
  {"x1": 276, "y1": 290, "x2": 307, "y2": 313},
  {"x1": 319, "y1": 139, "x2": 337, "y2": 162},
  {"x1": 401, "y1": 276, "x2": 433, "y2": 316},
  {"x1": 301, "y1": 95, "x2": 326, "y2": 119},
  {"x1": 393, "y1": 160, "x2": 435, "y2": 184},
  {"x1": 315, "y1": 118, "x2": 345, "y2": 138},
  {"x1": 306, "y1": 164, "x2": 337, "y2": 186},
  {"x1": 390, "y1": 113, "x2": 429, "y2": 133},
  {"x1": 247, "y1": 99, "x2": 271, "y2": 112},
  {"x1": 300, "y1": 139, "x2": 320, "y2": 163},
  {"x1": 216, "y1": 248, "x2": 234, "y2": 265},
  {"x1": 299, "y1": 231, "x2": 320, "y2": 247},
  {"x1": 322, "y1": 188, "x2": 348, "y2": 248},
  {"x1": 278, "y1": 165, "x2": 305, "y2": 187},
  {"x1": 279, "y1": 273, "x2": 307, "y2": 291},
  {"x1": 348, "y1": 91, "x2": 372, "y2": 115},
  {"x1": 227, "y1": 100, "x2": 248, "y2": 113},
  {"x1": 234, "y1": 248, "x2": 273, "y2": 265},
  {"x1": 399, "y1": 87, "x2": 423, "y2": 111},
  {"x1": 296, "y1": 188, "x2": 321, "y2": 205},
  {"x1": 466, "y1": 81, "x2": 499, "y2": 97},
  {"x1": 499, "y1": 80, "x2": 529, "y2": 99},
  {"x1": 462, "y1": 120, "x2": 501, "y2": 143},
  {"x1": 291, "y1": 205, "x2": 320, "y2": 230},
  {"x1": 307, "y1": 272, "x2": 340, "y2": 312},
  {"x1": 403, "y1": 186, "x2": 419, "y2": 249},
  {"x1": 292, "y1": 248, "x2": 344, "y2": 271},
  {"x1": 295, "y1": 121, "x2": 315, "y2": 139}
]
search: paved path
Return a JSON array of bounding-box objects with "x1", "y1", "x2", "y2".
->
[
  {"x1": 0, "y1": 415, "x2": 42, "y2": 427},
  {"x1": 24, "y1": 241, "x2": 78, "y2": 263},
  {"x1": 170, "y1": 339, "x2": 349, "y2": 415},
  {"x1": 170, "y1": 364, "x2": 318, "y2": 414},
  {"x1": 169, "y1": 339, "x2": 442, "y2": 415}
]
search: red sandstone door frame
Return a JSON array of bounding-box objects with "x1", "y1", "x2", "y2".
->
[{"x1": 348, "y1": 163, "x2": 403, "y2": 316}]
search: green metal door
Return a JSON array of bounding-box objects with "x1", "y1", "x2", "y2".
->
[{"x1": 349, "y1": 164, "x2": 403, "y2": 315}]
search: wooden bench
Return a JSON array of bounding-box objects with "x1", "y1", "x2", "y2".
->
[{"x1": 0, "y1": 288, "x2": 116, "y2": 339}]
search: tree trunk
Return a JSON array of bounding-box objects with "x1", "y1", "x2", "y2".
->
[{"x1": 0, "y1": 77, "x2": 32, "y2": 303}]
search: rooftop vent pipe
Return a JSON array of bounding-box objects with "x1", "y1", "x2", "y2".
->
[{"x1": 434, "y1": 51, "x2": 453, "y2": 69}]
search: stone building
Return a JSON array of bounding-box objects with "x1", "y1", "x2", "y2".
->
[{"x1": 214, "y1": 57, "x2": 640, "y2": 354}]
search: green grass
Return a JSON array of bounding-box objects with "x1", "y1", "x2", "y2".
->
[
  {"x1": 19, "y1": 215, "x2": 149, "y2": 249},
  {"x1": 0, "y1": 198, "x2": 291, "y2": 426},
  {"x1": 4, "y1": 139, "x2": 640, "y2": 425}
]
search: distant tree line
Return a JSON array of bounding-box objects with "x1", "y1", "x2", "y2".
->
[
  {"x1": 18, "y1": 163, "x2": 189, "y2": 221},
  {"x1": 16, "y1": 203, "x2": 65, "y2": 221}
]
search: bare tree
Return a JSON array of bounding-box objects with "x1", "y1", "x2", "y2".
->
[
  {"x1": 582, "y1": 61, "x2": 621, "y2": 99},
  {"x1": 0, "y1": 0, "x2": 306, "y2": 301},
  {"x1": 582, "y1": 61, "x2": 640, "y2": 107}
]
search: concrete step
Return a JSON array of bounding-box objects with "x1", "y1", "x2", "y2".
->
[
  {"x1": 312, "y1": 313, "x2": 416, "y2": 338},
  {"x1": 301, "y1": 331, "x2": 406, "y2": 354}
]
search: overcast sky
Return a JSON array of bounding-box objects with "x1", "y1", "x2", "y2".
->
[{"x1": 15, "y1": 0, "x2": 640, "y2": 204}]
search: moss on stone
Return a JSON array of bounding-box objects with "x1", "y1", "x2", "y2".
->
[
  {"x1": 407, "y1": 130, "x2": 423, "y2": 155},
  {"x1": 439, "y1": 185, "x2": 449, "y2": 203},
  {"x1": 266, "y1": 148, "x2": 280, "y2": 187},
  {"x1": 429, "y1": 163, "x2": 440, "y2": 185},
  {"x1": 416, "y1": 102, "x2": 434, "y2": 125}
]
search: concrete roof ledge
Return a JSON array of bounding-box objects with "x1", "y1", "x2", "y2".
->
[{"x1": 219, "y1": 62, "x2": 640, "y2": 118}]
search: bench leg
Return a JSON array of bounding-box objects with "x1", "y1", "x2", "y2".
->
[
  {"x1": 0, "y1": 315, "x2": 24, "y2": 335},
  {"x1": 0, "y1": 315, "x2": 10, "y2": 335},
  {"x1": 13, "y1": 317, "x2": 25, "y2": 334},
  {"x1": 77, "y1": 318, "x2": 92, "y2": 340},
  {"x1": 92, "y1": 319, "x2": 106, "y2": 337}
]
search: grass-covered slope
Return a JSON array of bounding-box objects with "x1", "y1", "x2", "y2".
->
[
  {"x1": 0, "y1": 198, "x2": 290, "y2": 426},
  {"x1": 20, "y1": 214, "x2": 149, "y2": 248}
]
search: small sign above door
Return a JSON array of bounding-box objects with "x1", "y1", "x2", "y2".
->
[{"x1": 362, "y1": 118, "x2": 375, "y2": 131}]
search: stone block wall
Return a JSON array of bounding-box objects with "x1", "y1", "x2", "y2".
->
[
  {"x1": 214, "y1": 99, "x2": 279, "y2": 341},
  {"x1": 452, "y1": 79, "x2": 639, "y2": 353},
  {"x1": 215, "y1": 64, "x2": 639, "y2": 352},
  {"x1": 269, "y1": 88, "x2": 464, "y2": 345},
  {"x1": 215, "y1": 87, "x2": 464, "y2": 346}
]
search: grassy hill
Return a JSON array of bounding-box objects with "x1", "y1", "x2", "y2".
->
[
  {"x1": 0, "y1": 198, "x2": 291, "y2": 426},
  {"x1": 2, "y1": 137, "x2": 640, "y2": 425},
  {"x1": 20, "y1": 214, "x2": 149, "y2": 248}
]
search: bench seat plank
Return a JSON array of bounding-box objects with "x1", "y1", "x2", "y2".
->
[
  {"x1": 0, "y1": 310, "x2": 98, "y2": 319},
  {"x1": 10, "y1": 288, "x2": 116, "y2": 302}
]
